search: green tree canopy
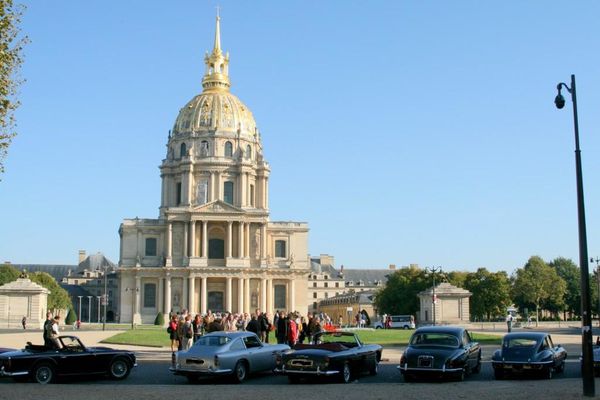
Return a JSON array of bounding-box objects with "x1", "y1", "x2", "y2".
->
[
  {"x1": 0, "y1": 263, "x2": 19, "y2": 285},
  {"x1": 0, "y1": 0, "x2": 28, "y2": 176},
  {"x1": 463, "y1": 268, "x2": 512, "y2": 321},
  {"x1": 549, "y1": 257, "x2": 580, "y2": 317},
  {"x1": 374, "y1": 265, "x2": 429, "y2": 315},
  {"x1": 512, "y1": 256, "x2": 566, "y2": 323},
  {"x1": 29, "y1": 271, "x2": 73, "y2": 311}
]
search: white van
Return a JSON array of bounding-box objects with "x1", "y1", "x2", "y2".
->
[{"x1": 374, "y1": 315, "x2": 416, "y2": 329}]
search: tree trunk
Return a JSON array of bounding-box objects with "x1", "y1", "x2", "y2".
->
[{"x1": 535, "y1": 304, "x2": 539, "y2": 327}]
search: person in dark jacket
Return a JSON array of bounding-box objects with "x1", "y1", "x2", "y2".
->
[
  {"x1": 257, "y1": 309, "x2": 269, "y2": 343},
  {"x1": 276, "y1": 311, "x2": 288, "y2": 344},
  {"x1": 246, "y1": 315, "x2": 260, "y2": 335},
  {"x1": 43, "y1": 311, "x2": 53, "y2": 348}
]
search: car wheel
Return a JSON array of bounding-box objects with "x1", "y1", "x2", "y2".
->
[
  {"x1": 556, "y1": 360, "x2": 565, "y2": 373},
  {"x1": 339, "y1": 362, "x2": 352, "y2": 383},
  {"x1": 454, "y1": 367, "x2": 466, "y2": 382},
  {"x1": 288, "y1": 375, "x2": 301, "y2": 384},
  {"x1": 544, "y1": 367, "x2": 553, "y2": 380},
  {"x1": 375, "y1": 326, "x2": 382, "y2": 329},
  {"x1": 369, "y1": 360, "x2": 379, "y2": 376},
  {"x1": 33, "y1": 362, "x2": 54, "y2": 384},
  {"x1": 233, "y1": 361, "x2": 248, "y2": 383},
  {"x1": 403, "y1": 326, "x2": 408, "y2": 330},
  {"x1": 494, "y1": 369, "x2": 504, "y2": 380},
  {"x1": 109, "y1": 357, "x2": 131, "y2": 380}
]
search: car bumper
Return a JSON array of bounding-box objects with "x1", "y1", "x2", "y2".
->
[
  {"x1": 491, "y1": 360, "x2": 552, "y2": 372},
  {"x1": 0, "y1": 366, "x2": 29, "y2": 377},
  {"x1": 170, "y1": 366, "x2": 233, "y2": 376},
  {"x1": 397, "y1": 364, "x2": 463, "y2": 375},
  {"x1": 273, "y1": 367, "x2": 339, "y2": 376}
]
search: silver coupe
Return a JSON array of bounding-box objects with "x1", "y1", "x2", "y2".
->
[{"x1": 170, "y1": 331, "x2": 290, "y2": 383}]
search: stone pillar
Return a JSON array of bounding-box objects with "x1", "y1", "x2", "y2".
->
[
  {"x1": 165, "y1": 275, "x2": 172, "y2": 317},
  {"x1": 134, "y1": 276, "x2": 141, "y2": 323},
  {"x1": 188, "y1": 276, "x2": 195, "y2": 315},
  {"x1": 227, "y1": 221, "x2": 233, "y2": 258},
  {"x1": 209, "y1": 172, "x2": 215, "y2": 202},
  {"x1": 190, "y1": 221, "x2": 196, "y2": 257},
  {"x1": 261, "y1": 223, "x2": 267, "y2": 260},
  {"x1": 238, "y1": 222, "x2": 244, "y2": 258},
  {"x1": 166, "y1": 222, "x2": 172, "y2": 259},
  {"x1": 158, "y1": 278, "x2": 164, "y2": 317},
  {"x1": 244, "y1": 278, "x2": 250, "y2": 314},
  {"x1": 201, "y1": 277, "x2": 207, "y2": 314},
  {"x1": 266, "y1": 278, "x2": 273, "y2": 315},
  {"x1": 289, "y1": 279, "x2": 295, "y2": 313},
  {"x1": 245, "y1": 223, "x2": 250, "y2": 259},
  {"x1": 183, "y1": 222, "x2": 188, "y2": 258},
  {"x1": 241, "y1": 172, "x2": 247, "y2": 207},
  {"x1": 187, "y1": 168, "x2": 193, "y2": 206},
  {"x1": 202, "y1": 221, "x2": 208, "y2": 258},
  {"x1": 237, "y1": 278, "x2": 244, "y2": 314},
  {"x1": 226, "y1": 277, "x2": 232, "y2": 313},
  {"x1": 216, "y1": 172, "x2": 222, "y2": 201},
  {"x1": 264, "y1": 177, "x2": 269, "y2": 209},
  {"x1": 182, "y1": 277, "x2": 188, "y2": 311},
  {"x1": 261, "y1": 278, "x2": 267, "y2": 312}
]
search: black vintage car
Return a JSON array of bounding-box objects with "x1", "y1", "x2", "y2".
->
[
  {"x1": 274, "y1": 331, "x2": 382, "y2": 383},
  {"x1": 399, "y1": 326, "x2": 481, "y2": 382},
  {"x1": 0, "y1": 335, "x2": 137, "y2": 384},
  {"x1": 492, "y1": 332, "x2": 566, "y2": 379}
]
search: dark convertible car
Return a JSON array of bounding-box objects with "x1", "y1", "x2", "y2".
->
[
  {"x1": 492, "y1": 332, "x2": 566, "y2": 379},
  {"x1": 274, "y1": 331, "x2": 382, "y2": 383},
  {"x1": 0, "y1": 335, "x2": 137, "y2": 384},
  {"x1": 399, "y1": 326, "x2": 481, "y2": 382}
]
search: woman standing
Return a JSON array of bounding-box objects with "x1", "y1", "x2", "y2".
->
[{"x1": 168, "y1": 315, "x2": 179, "y2": 352}]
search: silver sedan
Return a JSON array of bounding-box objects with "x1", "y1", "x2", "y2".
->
[{"x1": 170, "y1": 331, "x2": 290, "y2": 383}]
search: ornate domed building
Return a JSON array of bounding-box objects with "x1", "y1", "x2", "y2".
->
[{"x1": 117, "y1": 16, "x2": 309, "y2": 324}]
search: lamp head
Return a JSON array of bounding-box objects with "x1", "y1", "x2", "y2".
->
[{"x1": 555, "y1": 86, "x2": 565, "y2": 109}]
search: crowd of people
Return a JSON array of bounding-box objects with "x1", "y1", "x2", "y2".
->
[{"x1": 167, "y1": 309, "x2": 338, "y2": 352}]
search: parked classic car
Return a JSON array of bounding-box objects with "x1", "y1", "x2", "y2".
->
[
  {"x1": 274, "y1": 331, "x2": 382, "y2": 383},
  {"x1": 170, "y1": 331, "x2": 289, "y2": 383},
  {"x1": 492, "y1": 332, "x2": 566, "y2": 379},
  {"x1": 0, "y1": 335, "x2": 137, "y2": 384},
  {"x1": 398, "y1": 326, "x2": 481, "y2": 382}
]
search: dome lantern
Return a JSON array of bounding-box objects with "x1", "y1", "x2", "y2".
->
[{"x1": 202, "y1": 14, "x2": 230, "y2": 92}]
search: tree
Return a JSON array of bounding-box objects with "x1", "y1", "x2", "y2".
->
[
  {"x1": 549, "y1": 257, "x2": 580, "y2": 319},
  {"x1": 154, "y1": 312, "x2": 164, "y2": 326},
  {"x1": 374, "y1": 265, "x2": 429, "y2": 315},
  {"x1": 512, "y1": 256, "x2": 567, "y2": 325},
  {"x1": 0, "y1": 263, "x2": 19, "y2": 285},
  {"x1": 65, "y1": 308, "x2": 77, "y2": 325},
  {"x1": 446, "y1": 271, "x2": 469, "y2": 289},
  {"x1": 0, "y1": 0, "x2": 28, "y2": 176},
  {"x1": 29, "y1": 271, "x2": 73, "y2": 312},
  {"x1": 463, "y1": 268, "x2": 512, "y2": 321}
]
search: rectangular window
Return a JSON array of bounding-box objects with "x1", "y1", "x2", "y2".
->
[
  {"x1": 313, "y1": 302, "x2": 317, "y2": 310},
  {"x1": 275, "y1": 240, "x2": 286, "y2": 258},
  {"x1": 274, "y1": 285, "x2": 286, "y2": 309},
  {"x1": 335, "y1": 282, "x2": 339, "y2": 288},
  {"x1": 176, "y1": 182, "x2": 182, "y2": 205},
  {"x1": 145, "y1": 238, "x2": 157, "y2": 256},
  {"x1": 143, "y1": 283, "x2": 156, "y2": 308},
  {"x1": 313, "y1": 282, "x2": 317, "y2": 288},
  {"x1": 325, "y1": 292, "x2": 328, "y2": 298},
  {"x1": 324, "y1": 282, "x2": 328, "y2": 288},
  {"x1": 313, "y1": 292, "x2": 317, "y2": 298},
  {"x1": 224, "y1": 181, "x2": 234, "y2": 204}
]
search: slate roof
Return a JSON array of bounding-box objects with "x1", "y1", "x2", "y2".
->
[
  {"x1": 310, "y1": 258, "x2": 343, "y2": 279},
  {"x1": 342, "y1": 269, "x2": 391, "y2": 286},
  {"x1": 75, "y1": 253, "x2": 115, "y2": 274}
]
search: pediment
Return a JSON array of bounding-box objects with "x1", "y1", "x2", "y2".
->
[{"x1": 192, "y1": 200, "x2": 243, "y2": 214}]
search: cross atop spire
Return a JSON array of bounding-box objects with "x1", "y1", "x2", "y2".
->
[
  {"x1": 202, "y1": 12, "x2": 230, "y2": 92},
  {"x1": 213, "y1": 11, "x2": 222, "y2": 54}
]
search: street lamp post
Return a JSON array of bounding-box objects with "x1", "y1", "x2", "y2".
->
[
  {"x1": 591, "y1": 257, "x2": 600, "y2": 327},
  {"x1": 87, "y1": 296, "x2": 92, "y2": 324},
  {"x1": 426, "y1": 266, "x2": 442, "y2": 326},
  {"x1": 125, "y1": 287, "x2": 139, "y2": 330},
  {"x1": 97, "y1": 266, "x2": 110, "y2": 331},
  {"x1": 77, "y1": 296, "x2": 82, "y2": 323},
  {"x1": 96, "y1": 296, "x2": 101, "y2": 323},
  {"x1": 555, "y1": 74, "x2": 594, "y2": 397}
]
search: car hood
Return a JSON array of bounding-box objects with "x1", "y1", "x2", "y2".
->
[{"x1": 0, "y1": 349, "x2": 27, "y2": 358}]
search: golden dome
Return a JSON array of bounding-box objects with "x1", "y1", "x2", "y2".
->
[{"x1": 172, "y1": 15, "x2": 257, "y2": 140}]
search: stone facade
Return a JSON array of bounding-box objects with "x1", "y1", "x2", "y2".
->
[
  {"x1": 117, "y1": 16, "x2": 310, "y2": 324},
  {"x1": 418, "y1": 282, "x2": 471, "y2": 325},
  {"x1": 0, "y1": 278, "x2": 49, "y2": 329}
]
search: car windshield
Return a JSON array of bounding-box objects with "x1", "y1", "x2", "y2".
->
[
  {"x1": 409, "y1": 333, "x2": 459, "y2": 347},
  {"x1": 317, "y1": 332, "x2": 358, "y2": 347},
  {"x1": 504, "y1": 338, "x2": 538, "y2": 348},
  {"x1": 194, "y1": 335, "x2": 231, "y2": 347}
]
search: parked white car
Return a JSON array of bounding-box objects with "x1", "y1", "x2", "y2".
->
[{"x1": 374, "y1": 315, "x2": 416, "y2": 329}]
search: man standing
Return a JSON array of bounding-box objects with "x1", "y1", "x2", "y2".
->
[
  {"x1": 257, "y1": 309, "x2": 268, "y2": 343},
  {"x1": 43, "y1": 311, "x2": 53, "y2": 347},
  {"x1": 506, "y1": 313, "x2": 513, "y2": 333}
]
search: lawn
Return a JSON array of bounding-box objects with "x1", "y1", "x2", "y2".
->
[{"x1": 101, "y1": 326, "x2": 502, "y2": 348}]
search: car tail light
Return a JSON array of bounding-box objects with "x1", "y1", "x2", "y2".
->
[
  {"x1": 214, "y1": 355, "x2": 219, "y2": 368},
  {"x1": 324, "y1": 357, "x2": 330, "y2": 368},
  {"x1": 275, "y1": 354, "x2": 282, "y2": 366}
]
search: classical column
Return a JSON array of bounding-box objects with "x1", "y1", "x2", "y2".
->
[
  {"x1": 166, "y1": 222, "x2": 172, "y2": 258},
  {"x1": 238, "y1": 222, "x2": 244, "y2": 258},
  {"x1": 261, "y1": 223, "x2": 267, "y2": 260},
  {"x1": 264, "y1": 176, "x2": 269, "y2": 209},
  {"x1": 201, "y1": 277, "x2": 207, "y2": 314},
  {"x1": 188, "y1": 276, "x2": 195, "y2": 315},
  {"x1": 226, "y1": 277, "x2": 232, "y2": 313},
  {"x1": 240, "y1": 172, "x2": 247, "y2": 207},
  {"x1": 189, "y1": 221, "x2": 196, "y2": 257},
  {"x1": 183, "y1": 222, "x2": 188, "y2": 258},
  {"x1": 202, "y1": 221, "x2": 208, "y2": 258},
  {"x1": 182, "y1": 277, "x2": 188, "y2": 311},
  {"x1": 261, "y1": 278, "x2": 267, "y2": 312},
  {"x1": 216, "y1": 172, "x2": 222, "y2": 201},
  {"x1": 289, "y1": 278, "x2": 296, "y2": 312},
  {"x1": 237, "y1": 278, "x2": 244, "y2": 314},
  {"x1": 158, "y1": 278, "x2": 164, "y2": 317},
  {"x1": 266, "y1": 278, "x2": 273, "y2": 315},
  {"x1": 134, "y1": 276, "x2": 141, "y2": 321},
  {"x1": 244, "y1": 278, "x2": 250, "y2": 314},
  {"x1": 165, "y1": 275, "x2": 172, "y2": 316},
  {"x1": 209, "y1": 171, "x2": 215, "y2": 202},
  {"x1": 187, "y1": 168, "x2": 193, "y2": 206},
  {"x1": 245, "y1": 223, "x2": 250, "y2": 258},
  {"x1": 227, "y1": 221, "x2": 233, "y2": 258}
]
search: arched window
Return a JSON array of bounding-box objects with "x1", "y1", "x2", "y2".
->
[
  {"x1": 246, "y1": 145, "x2": 252, "y2": 159},
  {"x1": 224, "y1": 181, "x2": 234, "y2": 204},
  {"x1": 180, "y1": 143, "x2": 187, "y2": 158},
  {"x1": 224, "y1": 141, "x2": 233, "y2": 157}
]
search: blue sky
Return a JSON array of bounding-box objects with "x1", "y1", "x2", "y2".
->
[{"x1": 1, "y1": 1, "x2": 599, "y2": 273}]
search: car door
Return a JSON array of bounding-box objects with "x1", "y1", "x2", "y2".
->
[
  {"x1": 243, "y1": 335, "x2": 270, "y2": 372},
  {"x1": 57, "y1": 337, "x2": 97, "y2": 375},
  {"x1": 462, "y1": 330, "x2": 478, "y2": 368}
]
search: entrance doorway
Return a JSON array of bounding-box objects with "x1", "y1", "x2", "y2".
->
[{"x1": 208, "y1": 291, "x2": 224, "y2": 311}]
